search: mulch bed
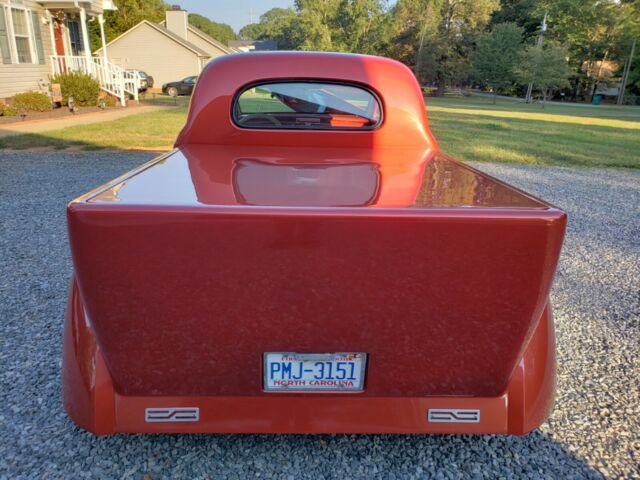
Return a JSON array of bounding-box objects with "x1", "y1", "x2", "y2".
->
[{"x1": 0, "y1": 104, "x2": 144, "y2": 126}]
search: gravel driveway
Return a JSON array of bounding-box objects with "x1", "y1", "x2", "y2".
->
[{"x1": 1, "y1": 152, "x2": 638, "y2": 479}]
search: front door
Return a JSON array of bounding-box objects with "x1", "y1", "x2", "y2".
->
[{"x1": 53, "y1": 19, "x2": 65, "y2": 55}]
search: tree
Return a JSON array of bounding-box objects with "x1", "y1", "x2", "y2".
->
[
  {"x1": 471, "y1": 23, "x2": 524, "y2": 102},
  {"x1": 332, "y1": 0, "x2": 392, "y2": 54},
  {"x1": 617, "y1": 0, "x2": 640, "y2": 102},
  {"x1": 240, "y1": 2, "x2": 391, "y2": 53},
  {"x1": 515, "y1": 41, "x2": 572, "y2": 106},
  {"x1": 389, "y1": 0, "x2": 500, "y2": 94},
  {"x1": 541, "y1": 0, "x2": 626, "y2": 101},
  {"x1": 293, "y1": 0, "x2": 340, "y2": 50},
  {"x1": 89, "y1": 0, "x2": 168, "y2": 52},
  {"x1": 188, "y1": 13, "x2": 236, "y2": 45},
  {"x1": 239, "y1": 8, "x2": 300, "y2": 50},
  {"x1": 239, "y1": 23, "x2": 264, "y2": 41},
  {"x1": 490, "y1": 0, "x2": 540, "y2": 38}
]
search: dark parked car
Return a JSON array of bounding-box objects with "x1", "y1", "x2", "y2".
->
[
  {"x1": 162, "y1": 76, "x2": 197, "y2": 96},
  {"x1": 127, "y1": 70, "x2": 154, "y2": 92}
]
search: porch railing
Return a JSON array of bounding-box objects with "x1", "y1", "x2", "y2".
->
[{"x1": 50, "y1": 55, "x2": 140, "y2": 106}]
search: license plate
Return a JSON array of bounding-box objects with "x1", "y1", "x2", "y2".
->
[{"x1": 263, "y1": 352, "x2": 367, "y2": 391}]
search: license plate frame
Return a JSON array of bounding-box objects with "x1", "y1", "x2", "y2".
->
[{"x1": 263, "y1": 352, "x2": 367, "y2": 392}]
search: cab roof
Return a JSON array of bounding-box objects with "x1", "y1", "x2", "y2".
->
[{"x1": 175, "y1": 52, "x2": 437, "y2": 149}]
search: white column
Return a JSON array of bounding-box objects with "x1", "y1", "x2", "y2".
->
[
  {"x1": 4, "y1": 5, "x2": 18, "y2": 64},
  {"x1": 47, "y1": 12, "x2": 56, "y2": 54},
  {"x1": 78, "y1": 7, "x2": 93, "y2": 74},
  {"x1": 47, "y1": 13, "x2": 58, "y2": 74},
  {"x1": 98, "y1": 13, "x2": 108, "y2": 62}
]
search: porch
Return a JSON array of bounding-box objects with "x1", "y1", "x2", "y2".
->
[{"x1": 41, "y1": 1, "x2": 139, "y2": 105}]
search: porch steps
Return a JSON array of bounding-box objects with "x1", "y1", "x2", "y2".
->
[{"x1": 50, "y1": 55, "x2": 140, "y2": 106}]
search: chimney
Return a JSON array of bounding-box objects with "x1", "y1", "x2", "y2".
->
[{"x1": 166, "y1": 5, "x2": 188, "y2": 39}]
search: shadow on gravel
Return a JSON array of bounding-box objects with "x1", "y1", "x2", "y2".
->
[{"x1": 67, "y1": 430, "x2": 604, "y2": 479}]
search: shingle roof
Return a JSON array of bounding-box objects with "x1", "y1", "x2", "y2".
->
[
  {"x1": 147, "y1": 21, "x2": 211, "y2": 57},
  {"x1": 159, "y1": 21, "x2": 235, "y2": 55},
  {"x1": 95, "y1": 20, "x2": 211, "y2": 57}
]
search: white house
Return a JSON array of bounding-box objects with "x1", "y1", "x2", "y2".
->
[
  {"x1": 0, "y1": 0, "x2": 120, "y2": 100},
  {"x1": 95, "y1": 7, "x2": 236, "y2": 88}
]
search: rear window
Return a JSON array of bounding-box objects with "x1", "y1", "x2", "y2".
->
[{"x1": 233, "y1": 81, "x2": 382, "y2": 130}]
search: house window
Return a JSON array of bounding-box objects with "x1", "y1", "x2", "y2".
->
[
  {"x1": 11, "y1": 8, "x2": 31, "y2": 62},
  {"x1": 0, "y1": 2, "x2": 44, "y2": 65},
  {"x1": 67, "y1": 19, "x2": 82, "y2": 55}
]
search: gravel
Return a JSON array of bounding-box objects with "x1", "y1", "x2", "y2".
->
[{"x1": 1, "y1": 151, "x2": 638, "y2": 479}]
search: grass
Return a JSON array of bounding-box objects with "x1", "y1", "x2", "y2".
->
[
  {"x1": 0, "y1": 94, "x2": 638, "y2": 168},
  {"x1": 427, "y1": 97, "x2": 640, "y2": 168},
  {"x1": 0, "y1": 107, "x2": 188, "y2": 151}
]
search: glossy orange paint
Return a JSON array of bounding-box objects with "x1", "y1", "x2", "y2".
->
[
  {"x1": 64, "y1": 275, "x2": 555, "y2": 435},
  {"x1": 64, "y1": 52, "x2": 566, "y2": 435}
]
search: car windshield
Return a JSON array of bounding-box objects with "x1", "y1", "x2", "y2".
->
[{"x1": 234, "y1": 81, "x2": 381, "y2": 130}]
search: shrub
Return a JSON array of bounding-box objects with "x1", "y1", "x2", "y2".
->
[
  {"x1": 50, "y1": 72, "x2": 100, "y2": 106},
  {"x1": 11, "y1": 91, "x2": 52, "y2": 112},
  {"x1": 100, "y1": 93, "x2": 117, "y2": 107},
  {"x1": 0, "y1": 101, "x2": 18, "y2": 116}
]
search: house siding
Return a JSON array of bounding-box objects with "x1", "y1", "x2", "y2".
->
[
  {"x1": 0, "y1": 1, "x2": 54, "y2": 100},
  {"x1": 186, "y1": 29, "x2": 228, "y2": 60},
  {"x1": 105, "y1": 23, "x2": 204, "y2": 87}
]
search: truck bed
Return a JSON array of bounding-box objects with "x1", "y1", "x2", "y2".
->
[{"x1": 67, "y1": 145, "x2": 565, "y2": 399}]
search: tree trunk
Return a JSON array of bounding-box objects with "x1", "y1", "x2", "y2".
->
[
  {"x1": 542, "y1": 87, "x2": 547, "y2": 109},
  {"x1": 436, "y1": 78, "x2": 445, "y2": 97},
  {"x1": 590, "y1": 49, "x2": 609, "y2": 104},
  {"x1": 414, "y1": 4, "x2": 430, "y2": 80}
]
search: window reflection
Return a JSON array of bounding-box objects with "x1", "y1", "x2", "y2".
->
[
  {"x1": 232, "y1": 159, "x2": 380, "y2": 207},
  {"x1": 234, "y1": 82, "x2": 381, "y2": 130}
]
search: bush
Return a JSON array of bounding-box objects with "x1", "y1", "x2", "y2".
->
[
  {"x1": 623, "y1": 92, "x2": 640, "y2": 106},
  {"x1": 11, "y1": 91, "x2": 52, "y2": 112},
  {"x1": 103, "y1": 95, "x2": 117, "y2": 107},
  {"x1": 50, "y1": 72, "x2": 100, "y2": 106},
  {"x1": 0, "y1": 101, "x2": 18, "y2": 116}
]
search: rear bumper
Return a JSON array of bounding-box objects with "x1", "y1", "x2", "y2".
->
[{"x1": 63, "y1": 278, "x2": 556, "y2": 435}]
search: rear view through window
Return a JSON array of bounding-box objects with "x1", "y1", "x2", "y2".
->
[{"x1": 234, "y1": 82, "x2": 382, "y2": 130}]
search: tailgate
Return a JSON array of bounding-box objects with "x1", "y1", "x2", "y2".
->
[{"x1": 68, "y1": 203, "x2": 565, "y2": 398}]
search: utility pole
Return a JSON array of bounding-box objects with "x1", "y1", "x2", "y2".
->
[
  {"x1": 525, "y1": 10, "x2": 548, "y2": 103},
  {"x1": 617, "y1": 39, "x2": 636, "y2": 105}
]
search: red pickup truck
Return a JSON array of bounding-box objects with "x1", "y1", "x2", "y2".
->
[{"x1": 64, "y1": 52, "x2": 566, "y2": 435}]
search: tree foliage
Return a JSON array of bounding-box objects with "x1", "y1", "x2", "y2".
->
[
  {"x1": 388, "y1": 0, "x2": 500, "y2": 91},
  {"x1": 188, "y1": 13, "x2": 236, "y2": 44},
  {"x1": 471, "y1": 23, "x2": 524, "y2": 102},
  {"x1": 239, "y1": 8, "x2": 299, "y2": 50},
  {"x1": 515, "y1": 41, "x2": 572, "y2": 104},
  {"x1": 86, "y1": 0, "x2": 639, "y2": 103},
  {"x1": 89, "y1": 0, "x2": 168, "y2": 51},
  {"x1": 292, "y1": 0, "x2": 390, "y2": 54}
]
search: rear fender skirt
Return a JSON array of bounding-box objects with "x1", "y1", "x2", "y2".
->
[{"x1": 63, "y1": 276, "x2": 555, "y2": 435}]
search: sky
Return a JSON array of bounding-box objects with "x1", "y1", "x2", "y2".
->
[{"x1": 175, "y1": 0, "x2": 295, "y2": 33}]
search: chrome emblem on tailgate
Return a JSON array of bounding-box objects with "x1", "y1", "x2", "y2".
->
[
  {"x1": 427, "y1": 409, "x2": 480, "y2": 423},
  {"x1": 145, "y1": 407, "x2": 199, "y2": 422}
]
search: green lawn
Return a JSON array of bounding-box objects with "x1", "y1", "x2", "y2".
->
[
  {"x1": 0, "y1": 107, "x2": 188, "y2": 151},
  {"x1": 1, "y1": 96, "x2": 638, "y2": 168},
  {"x1": 427, "y1": 97, "x2": 640, "y2": 168}
]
